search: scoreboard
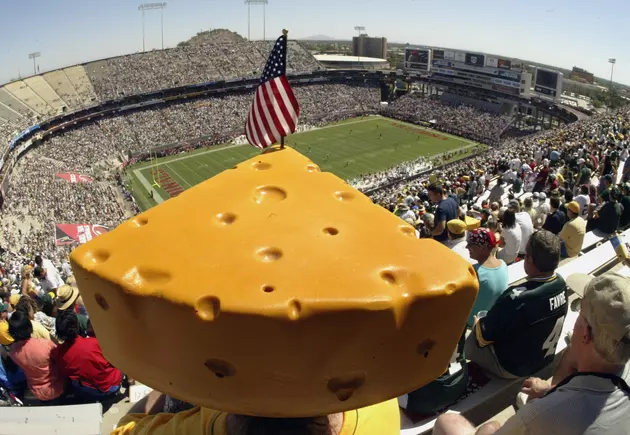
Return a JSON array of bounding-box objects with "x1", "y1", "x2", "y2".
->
[
  {"x1": 405, "y1": 47, "x2": 525, "y2": 96},
  {"x1": 405, "y1": 48, "x2": 432, "y2": 72},
  {"x1": 534, "y1": 68, "x2": 563, "y2": 98}
]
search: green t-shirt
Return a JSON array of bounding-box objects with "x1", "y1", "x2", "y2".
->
[
  {"x1": 476, "y1": 274, "x2": 568, "y2": 377},
  {"x1": 597, "y1": 202, "x2": 621, "y2": 234},
  {"x1": 578, "y1": 167, "x2": 591, "y2": 185}
]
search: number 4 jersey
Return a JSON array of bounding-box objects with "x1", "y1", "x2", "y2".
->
[{"x1": 476, "y1": 274, "x2": 568, "y2": 377}]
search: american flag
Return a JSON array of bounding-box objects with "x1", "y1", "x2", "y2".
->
[{"x1": 245, "y1": 32, "x2": 300, "y2": 150}]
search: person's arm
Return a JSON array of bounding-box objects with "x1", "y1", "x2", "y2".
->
[
  {"x1": 474, "y1": 291, "x2": 519, "y2": 347},
  {"x1": 432, "y1": 220, "x2": 445, "y2": 236}
]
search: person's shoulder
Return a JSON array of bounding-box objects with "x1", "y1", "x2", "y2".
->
[{"x1": 353, "y1": 399, "x2": 400, "y2": 435}]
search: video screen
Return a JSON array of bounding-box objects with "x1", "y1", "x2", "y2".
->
[
  {"x1": 405, "y1": 49, "x2": 430, "y2": 71},
  {"x1": 536, "y1": 69, "x2": 559, "y2": 89},
  {"x1": 433, "y1": 49, "x2": 444, "y2": 60},
  {"x1": 498, "y1": 58, "x2": 511, "y2": 70}
]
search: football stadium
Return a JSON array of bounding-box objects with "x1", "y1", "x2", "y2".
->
[{"x1": 0, "y1": 3, "x2": 629, "y2": 435}]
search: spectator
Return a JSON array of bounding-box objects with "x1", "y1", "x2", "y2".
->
[
  {"x1": 558, "y1": 201, "x2": 586, "y2": 258},
  {"x1": 428, "y1": 184, "x2": 458, "y2": 243},
  {"x1": 534, "y1": 192, "x2": 550, "y2": 229},
  {"x1": 446, "y1": 219, "x2": 475, "y2": 265},
  {"x1": 574, "y1": 184, "x2": 590, "y2": 219},
  {"x1": 35, "y1": 255, "x2": 64, "y2": 290},
  {"x1": 20, "y1": 265, "x2": 37, "y2": 298},
  {"x1": 523, "y1": 197, "x2": 536, "y2": 224},
  {"x1": 34, "y1": 266, "x2": 63, "y2": 296},
  {"x1": 465, "y1": 231, "x2": 567, "y2": 379},
  {"x1": 53, "y1": 310, "x2": 122, "y2": 400},
  {"x1": 0, "y1": 301, "x2": 13, "y2": 346},
  {"x1": 8, "y1": 310, "x2": 65, "y2": 403},
  {"x1": 497, "y1": 209, "x2": 521, "y2": 265},
  {"x1": 435, "y1": 272, "x2": 630, "y2": 435},
  {"x1": 465, "y1": 228, "x2": 508, "y2": 327},
  {"x1": 14, "y1": 296, "x2": 52, "y2": 341},
  {"x1": 509, "y1": 200, "x2": 534, "y2": 258},
  {"x1": 488, "y1": 179, "x2": 506, "y2": 203},
  {"x1": 592, "y1": 188, "x2": 622, "y2": 236},
  {"x1": 56, "y1": 285, "x2": 89, "y2": 337},
  {"x1": 542, "y1": 197, "x2": 566, "y2": 235}
]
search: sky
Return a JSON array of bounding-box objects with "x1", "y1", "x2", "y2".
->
[{"x1": 0, "y1": 0, "x2": 628, "y2": 85}]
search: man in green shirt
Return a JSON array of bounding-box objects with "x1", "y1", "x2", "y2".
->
[
  {"x1": 465, "y1": 230, "x2": 568, "y2": 378},
  {"x1": 593, "y1": 188, "x2": 622, "y2": 236}
]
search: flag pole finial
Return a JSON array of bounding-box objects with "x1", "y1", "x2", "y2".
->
[{"x1": 282, "y1": 29, "x2": 288, "y2": 36}]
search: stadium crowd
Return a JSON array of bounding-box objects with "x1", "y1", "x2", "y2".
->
[
  {"x1": 85, "y1": 30, "x2": 321, "y2": 101},
  {"x1": 384, "y1": 93, "x2": 513, "y2": 144}
]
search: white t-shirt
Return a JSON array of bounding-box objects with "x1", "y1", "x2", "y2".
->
[
  {"x1": 498, "y1": 226, "x2": 522, "y2": 265},
  {"x1": 515, "y1": 212, "x2": 534, "y2": 255},
  {"x1": 449, "y1": 238, "x2": 477, "y2": 265},
  {"x1": 510, "y1": 158, "x2": 522, "y2": 172},
  {"x1": 41, "y1": 259, "x2": 64, "y2": 291},
  {"x1": 575, "y1": 194, "x2": 590, "y2": 218}
]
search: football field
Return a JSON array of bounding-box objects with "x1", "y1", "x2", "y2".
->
[{"x1": 126, "y1": 116, "x2": 481, "y2": 211}]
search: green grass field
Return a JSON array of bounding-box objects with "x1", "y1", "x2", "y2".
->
[{"x1": 125, "y1": 116, "x2": 480, "y2": 211}]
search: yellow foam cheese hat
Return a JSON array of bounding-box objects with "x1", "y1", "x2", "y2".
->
[{"x1": 70, "y1": 146, "x2": 478, "y2": 417}]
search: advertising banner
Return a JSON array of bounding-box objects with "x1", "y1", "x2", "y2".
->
[
  {"x1": 55, "y1": 224, "x2": 108, "y2": 246},
  {"x1": 55, "y1": 173, "x2": 94, "y2": 183}
]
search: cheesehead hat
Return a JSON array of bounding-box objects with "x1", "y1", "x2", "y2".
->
[{"x1": 70, "y1": 146, "x2": 478, "y2": 417}]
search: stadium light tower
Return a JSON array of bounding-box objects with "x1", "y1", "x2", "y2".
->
[
  {"x1": 138, "y1": 2, "x2": 167, "y2": 52},
  {"x1": 28, "y1": 52, "x2": 41, "y2": 76},
  {"x1": 608, "y1": 58, "x2": 616, "y2": 90},
  {"x1": 244, "y1": 0, "x2": 269, "y2": 41},
  {"x1": 354, "y1": 26, "x2": 365, "y2": 37}
]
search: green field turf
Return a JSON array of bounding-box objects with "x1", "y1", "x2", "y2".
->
[{"x1": 125, "y1": 116, "x2": 479, "y2": 211}]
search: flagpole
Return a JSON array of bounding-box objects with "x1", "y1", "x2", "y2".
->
[{"x1": 280, "y1": 28, "x2": 288, "y2": 150}]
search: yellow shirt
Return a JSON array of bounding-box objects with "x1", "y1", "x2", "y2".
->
[
  {"x1": 558, "y1": 216, "x2": 586, "y2": 257},
  {"x1": 31, "y1": 320, "x2": 51, "y2": 341},
  {"x1": 112, "y1": 399, "x2": 400, "y2": 435},
  {"x1": 0, "y1": 320, "x2": 14, "y2": 345}
]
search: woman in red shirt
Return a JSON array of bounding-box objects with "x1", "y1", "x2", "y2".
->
[{"x1": 53, "y1": 311, "x2": 122, "y2": 400}]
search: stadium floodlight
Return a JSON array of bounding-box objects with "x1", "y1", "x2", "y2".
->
[
  {"x1": 608, "y1": 58, "x2": 616, "y2": 90},
  {"x1": 354, "y1": 26, "x2": 365, "y2": 37},
  {"x1": 28, "y1": 52, "x2": 41, "y2": 75},
  {"x1": 244, "y1": 0, "x2": 269, "y2": 42},
  {"x1": 138, "y1": 2, "x2": 167, "y2": 52}
]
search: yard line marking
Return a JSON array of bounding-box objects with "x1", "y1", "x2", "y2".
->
[
  {"x1": 134, "y1": 168, "x2": 165, "y2": 204},
  {"x1": 165, "y1": 163, "x2": 193, "y2": 188}
]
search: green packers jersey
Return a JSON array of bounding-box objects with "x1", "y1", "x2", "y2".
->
[{"x1": 476, "y1": 274, "x2": 568, "y2": 377}]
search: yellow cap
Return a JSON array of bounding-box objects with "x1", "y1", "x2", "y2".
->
[
  {"x1": 70, "y1": 146, "x2": 478, "y2": 417},
  {"x1": 567, "y1": 201, "x2": 580, "y2": 215},
  {"x1": 447, "y1": 219, "x2": 467, "y2": 235}
]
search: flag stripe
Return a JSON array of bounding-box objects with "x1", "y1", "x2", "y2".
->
[
  {"x1": 274, "y1": 77, "x2": 299, "y2": 132},
  {"x1": 258, "y1": 82, "x2": 283, "y2": 143},
  {"x1": 269, "y1": 79, "x2": 292, "y2": 135},
  {"x1": 243, "y1": 34, "x2": 301, "y2": 149},
  {"x1": 254, "y1": 88, "x2": 276, "y2": 146},
  {"x1": 262, "y1": 80, "x2": 287, "y2": 138}
]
